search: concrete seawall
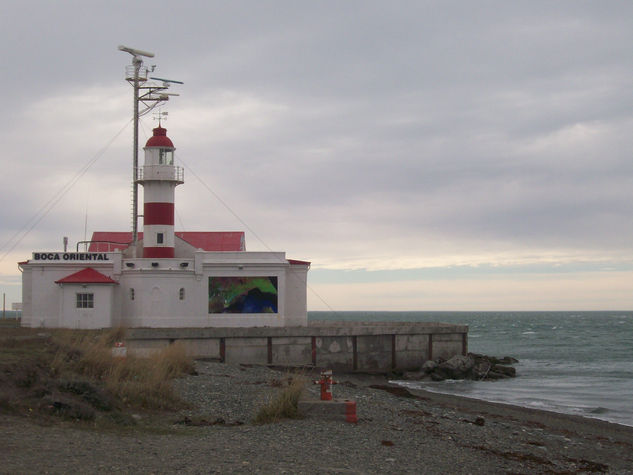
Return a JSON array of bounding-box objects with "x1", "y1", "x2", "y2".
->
[{"x1": 125, "y1": 321, "x2": 468, "y2": 372}]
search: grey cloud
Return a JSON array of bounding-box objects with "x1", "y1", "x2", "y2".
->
[{"x1": 2, "y1": 1, "x2": 633, "y2": 271}]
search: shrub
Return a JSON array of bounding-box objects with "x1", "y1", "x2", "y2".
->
[
  {"x1": 254, "y1": 375, "x2": 306, "y2": 424},
  {"x1": 105, "y1": 342, "x2": 193, "y2": 409},
  {"x1": 50, "y1": 329, "x2": 194, "y2": 411}
]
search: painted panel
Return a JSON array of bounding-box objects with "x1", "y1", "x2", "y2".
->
[
  {"x1": 208, "y1": 276, "x2": 278, "y2": 314},
  {"x1": 144, "y1": 202, "x2": 175, "y2": 225}
]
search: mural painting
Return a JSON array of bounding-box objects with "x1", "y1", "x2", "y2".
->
[{"x1": 209, "y1": 276, "x2": 278, "y2": 313}]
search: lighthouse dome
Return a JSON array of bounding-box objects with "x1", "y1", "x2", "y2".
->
[{"x1": 145, "y1": 126, "x2": 174, "y2": 148}]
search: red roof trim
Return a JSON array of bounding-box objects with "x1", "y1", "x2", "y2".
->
[
  {"x1": 89, "y1": 231, "x2": 245, "y2": 252},
  {"x1": 288, "y1": 259, "x2": 311, "y2": 266},
  {"x1": 176, "y1": 231, "x2": 245, "y2": 252},
  {"x1": 55, "y1": 268, "x2": 118, "y2": 285}
]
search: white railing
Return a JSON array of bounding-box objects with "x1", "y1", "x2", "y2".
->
[
  {"x1": 125, "y1": 65, "x2": 148, "y2": 82},
  {"x1": 135, "y1": 166, "x2": 184, "y2": 182}
]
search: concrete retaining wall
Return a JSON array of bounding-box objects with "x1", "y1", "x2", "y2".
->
[{"x1": 125, "y1": 321, "x2": 468, "y2": 372}]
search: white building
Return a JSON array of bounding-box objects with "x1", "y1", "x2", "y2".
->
[{"x1": 19, "y1": 126, "x2": 310, "y2": 329}]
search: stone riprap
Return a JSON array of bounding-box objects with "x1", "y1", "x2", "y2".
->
[{"x1": 404, "y1": 353, "x2": 519, "y2": 381}]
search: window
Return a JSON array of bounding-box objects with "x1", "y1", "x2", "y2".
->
[
  {"x1": 130, "y1": 288, "x2": 135, "y2": 300},
  {"x1": 179, "y1": 288, "x2": 185, "y2": 300},
  {"x1": 76, "y1": 293, "x2": 94, "y2": 309},
  {"x1": 157, "y1": 233, "x2": 164, "y2": 244},
  {"x1": 159, "y1": 149, "x2": 174, "y2": 165}
]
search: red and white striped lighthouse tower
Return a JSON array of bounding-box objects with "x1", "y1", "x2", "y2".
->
[{"x1": 138, "y1": 125, "x2": 184, "y2": 258}]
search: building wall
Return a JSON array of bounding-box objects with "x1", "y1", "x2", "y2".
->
[
  {"x1": 20, "y1": 251, "x2": 308, "y2": 329},
  {"x1": 284, "y1": 265, "x2": 309, "y2": 326},
  {"x1": 119, "y1": 266, "x2": 204, "y2": 327},
  {"x1": 116, "y1": 253, "x2": 301, "y2": 327},
  {"x1": 20, "y1": 267, "x2": 33, "y2": 326},
  {"x1": 58, "y1": 284, "x2": 114, "y2": 329},
  {"x1": 21, "y1": 262, "x2": 117, "y2": 328}
]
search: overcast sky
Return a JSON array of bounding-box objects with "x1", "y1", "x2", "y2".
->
[{"x1": 1, "y1": 1, "x2": 632, "y2": 311}]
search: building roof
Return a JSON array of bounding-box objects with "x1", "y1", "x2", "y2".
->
[
  {"x1": 176, "y1": 231, "x2": 245, "y2": 252},
  {"x1": 288, "y1": 259, "x2": 311, "y2": 266},
  {"x1": 88, "y1": 231, "x2": 245, "y2": 252},
  {"x1": 88, "y1": 232, "x2": 136, "y2": 252},
  {"x1": 145, "y1": 126, "x2": 174, "y2": 148},
  {"x1": 55, "y1": 267, "x2": 118, "y2": 285}
]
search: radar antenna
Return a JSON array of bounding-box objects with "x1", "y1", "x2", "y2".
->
[{"x1": 150, "y1": 77, "x2": 184, "y2": 85}]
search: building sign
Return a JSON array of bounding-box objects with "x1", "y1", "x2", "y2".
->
[
  {"x1": 209, "y1": 276, "x2": 278, "y2": 314},
  {"x1": 32, "y1": 252, "x2": 111, "y2": 262}
]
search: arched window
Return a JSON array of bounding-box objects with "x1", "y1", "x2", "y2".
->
[
  {"x1": 179, "y1": 288, "x2": 185, "y2": 300},
  {"x1": 130, "y1": 288, "x2": 135, "y2": 300}
]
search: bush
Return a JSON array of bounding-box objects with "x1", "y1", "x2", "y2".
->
[
  {"x1": 254, "y1": 375, "x2": 306, "y2": 424},
  {"x1": 105, "y1": 343, "x2": 193, "y2": 410},
  {"x1": 50, "y1": 329, "x2": 194, "y2": 411}
]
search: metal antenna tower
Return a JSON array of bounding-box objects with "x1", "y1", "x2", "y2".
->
[{"x1": 118, "y1": 45, "x2": 182, "y2": 251}]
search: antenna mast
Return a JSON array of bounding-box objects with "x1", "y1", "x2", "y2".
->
[{"x1": 118, "y1": 45, "x2": 182, "y2": 252}]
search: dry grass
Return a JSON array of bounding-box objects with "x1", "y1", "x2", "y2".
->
[
  {"x1": 105, "y1": 343, "x2": 195, "y2": 409},
  {"x1": 0, "y1": 327, "x2": 195, "y2": 423},
  {"x1": 254, "y1": 374, "x2": 306, "y2": 424},
  {"x1": 50, "y1": 328, "x2": 195, "y2": 410}
]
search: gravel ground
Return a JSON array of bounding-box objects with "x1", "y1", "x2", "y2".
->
[{"x1": 2, "y1": 361, "x2": 633, "y2": 474}]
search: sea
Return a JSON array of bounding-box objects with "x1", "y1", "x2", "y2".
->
[{"x1": 308, "y1": 311, "x2": 633, "y2": 427}]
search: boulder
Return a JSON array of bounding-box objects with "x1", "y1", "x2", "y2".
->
[
  {"x1": 421, "y1": 360, "x2": 438, "y2": 373},
  {"x1": 488, "y1": 355, "x2": 519, "y2": 365},
  {"x1": 437, "y1": 354, "x2": 475, "y2": 379},
  {"x1": 417, "y1": 353, "x2": 518, "y2": 382},
  {"x1": 430, "y1": 370, "x2": 447, "y2": 381},
  {"x1": 484, "y1": 371, "x2": 506, "y2": 380},
  {"x1": 402, "y1": 370, "x2": 425, "y2": 380},
  {"x1": 471, "y1": 359, "x2": 492, "y2": 380},
  {"x1": 493, "y1": 365, "x2": 516, "y2": 377}
]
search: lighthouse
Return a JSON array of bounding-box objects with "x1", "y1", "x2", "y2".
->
[
  {"x1": 138, "y1": 125, "x2": 183, "y2": 258},
  {"x1": 18, "y1": 47, "x2": 311, "y2": 331}
]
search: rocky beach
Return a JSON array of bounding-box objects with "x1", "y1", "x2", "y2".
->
[{"x1": 2, "y1": 360, "x2": 632, "y2": 474}]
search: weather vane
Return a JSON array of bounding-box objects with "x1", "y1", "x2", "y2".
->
[{"x1": 153, "y1": 110, "x2": 168, "y2": 127}]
